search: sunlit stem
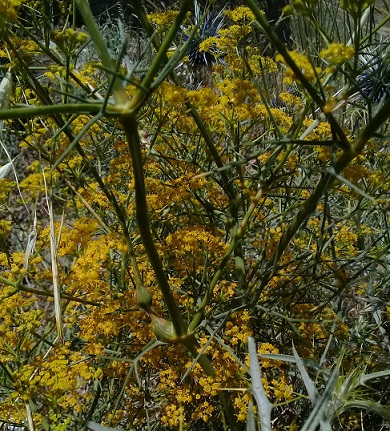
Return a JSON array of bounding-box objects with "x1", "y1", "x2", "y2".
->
[
  {"x1": 75, "y1": 0, "x2": 129, "y2": 107},
  {"x1": 121, "y1": 113, "x2": 187, "y2": 337}
]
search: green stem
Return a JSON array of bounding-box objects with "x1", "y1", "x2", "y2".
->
[
  {"x1": 75, "y1": 0, "x2": 128, "y2": 106},
  {"x1": 244, "y1": 0, "x2": 350, "y2": 150},
  {"x1": 261, "y1": 97, "x2": 390, "y2": 297},
  {"x1": 0, "y1": 103, "x2": 116, "y2": 120},
  {"x1": 0, "y1": 279, "x2": 100, "y2": 306},
  {"x1": 121, "y1": 113, "x2": 186, "y2": 338},
  {"x1": 129, "y1": 0, "x2": 193, "y2": 112}
]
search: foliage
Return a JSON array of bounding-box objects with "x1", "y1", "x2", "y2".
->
[{"x1": 0, "y1": 0, "x2": 389, "y2": 430}]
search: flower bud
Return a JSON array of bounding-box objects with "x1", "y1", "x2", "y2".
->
[
  {"x1": 134, "y1": 286, "x2": 153, "y2": 311},
  {"x1": 150, "y1": 313, "x2": 177, "y2": 343}
]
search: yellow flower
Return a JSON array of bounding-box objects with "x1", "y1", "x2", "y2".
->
[
  {"x1": 147, "y1": 10, "x2": 179, "y2": 27},
  {"x1": 0, "y1": 0, "x2": 22, "y2": 22},
  {"x1": 225, "y1": 6, "x2": 255, "y2": 22},
  {"x1": 277, "y1": 51, "x2": 322, "y2": 83},
  {"x1": 319, "y1": 43, "x2": 355, "y2": 65}
]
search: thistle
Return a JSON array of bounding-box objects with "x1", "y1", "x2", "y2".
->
[
  {"x1": 182, "y1": 0, "x2": 225, "y2": 67},
  {"x1": 356, "y1": 48, "x2": 390, "y2": 103}
]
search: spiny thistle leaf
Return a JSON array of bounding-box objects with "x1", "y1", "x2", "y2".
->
[
  {"x1": 182, "y1": 0, "x2": 225, "y2": 67},
  {"x1": 357, "y1": 49, "x2": 390, "y2": 103}
]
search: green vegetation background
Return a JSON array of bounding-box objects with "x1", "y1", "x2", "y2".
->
[{"x1": 0, "y1": 0, "x2": 389, "y2": 430}]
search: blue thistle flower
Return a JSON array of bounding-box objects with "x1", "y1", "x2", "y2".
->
[
  {"x1": 182, "y1": 0, "x2": 225, "y2": 67},
  {"x1": 357, "y1": 49, "x2": 390, "y2": 103}
]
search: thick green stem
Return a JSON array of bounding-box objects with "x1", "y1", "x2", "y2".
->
[
  {"x1": 121, "y1": 113, "x2": 187, "y2": 337},
  {"x1": 0, "y1": 103, "x2": 115, "y2": 120}
]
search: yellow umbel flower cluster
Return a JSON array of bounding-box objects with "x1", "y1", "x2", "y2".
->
[
  {"x1": 0, "y1": 0, "x2": 22, "y2": 22},
  {"x1": 320, "y1": 43, "x2": 355, "y2": 65}
]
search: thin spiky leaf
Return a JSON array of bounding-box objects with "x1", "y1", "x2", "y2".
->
[
  {"x1": 86, "y1": 422, "x2": 121, "y2": 431},
  {"x1": 258, "y1": 353, "x2": 324, "y2": 371},
  {"x1": 292, "y1": 345, "x2": 332, "y2": 431},
  {"x1": 300, "y1": 368, "x2": 338, "y2": 431},
  {"x1": 292, "y1": 344, "x2": 318, "y2": 403},
  {"x1": 0, "y1": 70, "x2": 12, "y2": 111},
  {"x1": 359, "y1": 369, "x2": 390, "y2": 385},
  {"x1": 0, "y1": 160, "x2": 14, "y2": 179},
  {"x1": 248, "y1": 336, "x2": 273, "y2": 431},
  {"x1": 183, "y1": 0, "x2": 225, "y2": 67},
  {"x1": 341, "y1": 400, "x2": 390, "y2": 421},
  {"x1": 246, "y1": 399, "x2": 257, "y2": 431}
]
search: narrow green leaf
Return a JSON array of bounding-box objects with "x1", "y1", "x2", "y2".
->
[
  {"x1": 86, "y1": 421, "x2": 121, "y2": 431},
  {"x1": 292, "y1": 344, "x2": 318, "y2": 403},
  {"x1": 342, "y1": 400, "x2": 390, "y2": 421},
  {"x1": 0, "y1": 70, "x2": 12, "y2": 111},
  {"x1": 359, "y1": 369, "x2": 390, "y2": 385},
  {"x1": 246, "y1": 399, "x2": 257, "y2": 431},
  {"x1": 292, "y1": 345, "x2": 332, "y2": 431},
  {"x1": 0, "y1": 160, "x2": 13, "y2": 179},
  {"x1": 51, "y1": 112, "x2": 103, "y2": 172},
  {"x1": 329, "y1": 168, "x2": 376, "y2": 202},
  {"x1": 300, "y1": 368, "x2": 338, "y2": 431},
  {"x1": 258, "y1": 353, "x2": 323, "y2": 371},
  {"x1": 248, "y1": 336, "x2": 273, "y2": 431}
]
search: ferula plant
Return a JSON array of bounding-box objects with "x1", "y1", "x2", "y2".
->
[{"x1": 0, "y1": 0, "x2": 389, "y2": 430}]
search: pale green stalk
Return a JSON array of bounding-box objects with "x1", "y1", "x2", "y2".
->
[
  {"x1": 45, "y1": 176, "x2": 64, "y2": 344},
  {"x1": 0, "y1": 103, "x2": 115, "y2": 120},
  {"x1": 75, "y1": 0, "x2": 128, "y2": 107},
  {"x1": 25, "y1": 402, "x2": 35, "y2": 431}
]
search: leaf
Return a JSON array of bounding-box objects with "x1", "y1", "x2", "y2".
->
[
  {"x1": 292, "y1": 344, "x2": 332, "y2": 431},
  {"x1": 292, "y1": 344, "x2": 318, "y2": 403},
  {"x1": 0, "y1": 70, "x2": 12, "y2": 111},
  {"x1": 0, "y1": 160, "x2": 14, "y2": 179},
  {"x1": 329, "y1": 167, "x2": 375, "y2": 202},
  {"x1": 248, "y1": 336, "x2": 273, "y2": 431},
  {"x1": 258, "y1": 353, "x2": 323, "y2": 371},
  {"x1": 246, "y1": 399, "x2": 257, "y2": 431},
  {"x1": 86, "y1": 421, "x2": 121, "y2": 431},
  {"x1": 300, "y1": 368, "x2": 338, "y2": 431},
  {"x1": 359, "y1": 369, "x2": 390, "y2": 386},
  {"x1": 342, "y1": 400, "x2": 390, "y2": 421}
]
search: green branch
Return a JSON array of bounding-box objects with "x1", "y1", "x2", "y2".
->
[
  {"x1": 244, "y1": 0, "x2": 350, "y2": 151},
  {"x1": 0, "y1": 103, "x2": 118, "y2": 120},
  {"x1": 121, "y1": 113, "x2": 187, "y2": 338}
]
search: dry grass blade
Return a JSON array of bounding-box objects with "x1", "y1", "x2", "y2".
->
[
  {"x1": 24, "y1": 209, "x2": 37, "y2": 273},
  {"x1": 44, "y1": 172, "x2": 64, "y2": 343}
]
